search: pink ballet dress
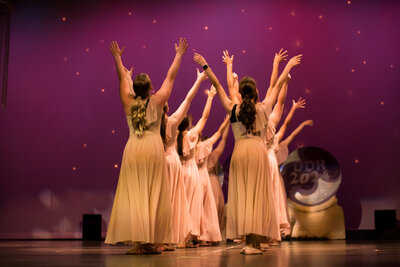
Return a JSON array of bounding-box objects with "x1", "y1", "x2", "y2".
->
[
  {"x1": 276, "y1": 142, "x2": 289, "y2": 165},
  {"x1": 165, "y1": 115, "x2": 192, "y2": 243},
  {"x1": 180, "y1": 129, "x2": 203, "y2": 236},
  {"x1": 196, "y1": 140, "x2": 222, "y2": 242},
  {"x1": 266, "y1": 122, "x2": 291, "y2": 236},
  {"x1": 105, "y1": 97, "x2": 173, "y2": 244},
  {"x1": 207, "y1": 152, "x2": 225, "y2": 232},
  {"x1": 226, "y1": 103, "x2": 280, "y2": 241}
]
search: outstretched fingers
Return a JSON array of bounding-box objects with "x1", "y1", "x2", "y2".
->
[
  {"x1": 175, "y1": 37, "x2": 188, "y2": 55},
  {"x1": 193, "y1": 53, "x2": 207, "y2": 66}
]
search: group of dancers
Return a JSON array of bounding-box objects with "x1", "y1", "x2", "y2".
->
[{"x1": 104, "y1": 38, "x2": 313, "y2": 255}]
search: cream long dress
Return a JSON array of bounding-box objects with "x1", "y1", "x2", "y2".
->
[
  {"x1": 226, "y1": 103, "x2": 280, "y2": 241},
  {"x1": 196, "y1": 140, "x2": 222, "y2": 242},
  {"x1": 105, "y1": 97, "x2": 173, "y2": 244},
  {"x1": 165, "y1": 115, "x2": 192, "y2": 243},
  {"x1": 180, "y1": 129, "x2": 203, "y2": 236},
  {"x1": 266, "y1": 123, "x2": 291, "y2": 236}
]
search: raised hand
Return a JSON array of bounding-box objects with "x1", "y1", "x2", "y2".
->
[
  {"x1": 175, "y1": 37, "x2": 188, "y2": 56},
  {"x1": 124, "y1": 67, "x2": 134, "y2": 79},
  {"x1": 109, "y1": 41, "x2": 125, "y2": 57},
  {"x1": 222, "y1": 50, "x2": 234, "y2": 65},
  {"x1": 194, "y1": 53, "x2": 207, "y2": 66},
  {"x1": 292, "y1": 97, "x2": 306, "y2": 109},
  {"x1": 196, "y1": 68, "x2": 208, "y2": 81},
  {"x1": 207, "y1": 85, "x2": 217, "y2": 98},
  {"x1": 232, "y1": 72, "x2": 238, "y2": 81},
  {"x1": 273, "y1": 48, "x2": 288, "y2": 65},
  {"x1": 303, "y1": 120, "x2": 314, "y2": 127},
  {"x1": 288, "y1": 54, "x2": 303, "y2": 67}
]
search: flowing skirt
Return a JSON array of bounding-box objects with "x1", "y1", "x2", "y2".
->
[
  {"x1": 105, "y1": 132, "x2": 173, "y2": 244},
  {"x1": 226, "y1": 137, "x2": 280, "y2": 241},
  {"x1": 209, "y1": 172, "x2": 225, "y2": 232},
  {"x1": 182, "y1": 158, "x2": 202, "y2": 236},
  {"x1": 268, "y1": 149, "x2": 291, "y2": 235},
  {"x1": 165, "y1": 149, "x2": 192, "y2": 243},
  {"x1": 198, "y1": 166, "x2": 222, "y2": 242}
]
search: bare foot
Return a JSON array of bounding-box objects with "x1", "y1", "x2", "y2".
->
[
  {"x1": 162, "y1": 244, "x2": 175, "y2": 251},
  {"x1": 243, "y1": 246, "x2": 262, "y2": 255},
  {"x1": 185, "y1": 241, "x2": 198, "y2": 248},
  {"x1": 176, "y1": 242, "x2": 186, "y2": 249},
  {"x1": 126, "y1": 243, "x2": 143, "y2": 255},
  {"x1": 268, "y1": 240, "x2": 281, "y2": 246},
  {"x1": 126, "y1": 247, "x2": 144, "y2": 255},
  {"x1": 260, "y1": 243, "x2": 270, "y2": 251},
  {"x1": 200, "y1": 241, "x2": 211, "y2": 246},
  {"x1": 234, "y1": 238, "x2": 244, "y2": 244},
  {"x1": 141, "y1": 244, "x2": 161, "y2": 254}
]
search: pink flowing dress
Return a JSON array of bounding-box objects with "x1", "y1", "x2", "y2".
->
[
  {"x1": 226, "y1": 103, "x2": 280, "y2": 241},
  {"x1": 165, "y1": 115, "x2": 192, "y2": 243},
  {"x1": 266, "y1": 123, "x2": 291, "y2": 236},
  {"x1": 181, "y1": 129, "x2": 203, "y2": 236},
  {"x1": 196, "y1": 140, "x2": 222, "y2": 242},
  {"x1": 276, "y1": 142, "x2": 289, "y2": 165},
  {"x1": 105, "y1": 97, "x2": 173, "y2": 244},
  {"x1": 207, "y1": 152, "x2": 225, "y2": 232}
]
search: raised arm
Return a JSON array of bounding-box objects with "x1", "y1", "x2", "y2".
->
[
  {"x1": 210, "y1": 116, "x2": 230, "y2": 159},
  {"x1": 192, "y1": 86, "x2": 216, "y2": 134},
  {"x1": 263, "y1": 54, "x2": 302, "y2": 108},
  {"x1": 169, "y1": 69, "x2": 207, "y2": 125},
  {"x1": 109, "y1": 41, "x2": 134, "y2": 109},
  {"x1": 205, "y1": 115, "x2": 230, "y2": 146},
  {"x1": 269, "y1": 75, "x2": 290, "y2": 127},
  {"x1": 281, "y1": 120, "x2": 313, "y2": 146},
  {"x1": 194, "y1": 53, "x2": 234, "y2": 113},
  {"x1": 153, "y1": 37, "x2": 188, "y2": 106},
  {"x1": 265, "y1": 49, "x2": 288, "y2": 99},
  {"x1": 276, "y1": 97, "x2": 306, "y2": 142},
  {"x1": 222, "y1": 50, "x2": 240, "y2": 103}
]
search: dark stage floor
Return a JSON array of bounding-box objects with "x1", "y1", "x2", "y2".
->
[{"x1": 0, "y1": 240, "x2": 399, "y2": 267}]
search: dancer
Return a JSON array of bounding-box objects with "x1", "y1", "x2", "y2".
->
[
  {"x1": 275, "y1": 99, "x2": 314, "y2": 164},
  {"x1": 224, "y1": 49, "x2": 292, "y2": 242},
  {"x1": 194, "y1": 51, "x2": 302, "y2": 254},
  {"x1": 263, "y1": 51, "x2": 294, "y2": 242},
  {"x1": 207, "y1": 121, "x2": 230, "y2": 233},
  {"x1": 196, "y1": 116, "x2": 230, "y2": 245},
  {"x1": 161, "y1": 69, "x2": 208, "y2": 247},
  {"x1": 105, "y1": 38, "x2": 188, "y2": 255},
  {"x1": 178, "y1": 86, "x2": 216, "y2": 246}
]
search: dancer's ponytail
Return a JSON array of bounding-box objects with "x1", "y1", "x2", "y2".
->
[
  {"x1": 131, "y1": 73, "x2": 152, "y2": 137},
  {"x1": 131, "y1": 97, "x2": 147, "y2": 136},
  {"x1": 177, "y1": 116, "x2": 189, "y2": 156},
  {"x1": 160, "y1": 104, "x2": 168, "y2": 145},
  {"x1": 238, "y1": 76, "x2": 257, "y2": 134}
]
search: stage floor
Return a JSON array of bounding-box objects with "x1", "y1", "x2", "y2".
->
[{"x1": 0, "y1": 240, "x2": 399, "y2": 266}]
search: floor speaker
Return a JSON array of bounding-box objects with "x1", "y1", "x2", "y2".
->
[
  {"x1": 374, "y1": 210, "x2": 397, "y2": 230},
  {"x1": 82, "y1": 214, "x2": 102, "y2": 240}
]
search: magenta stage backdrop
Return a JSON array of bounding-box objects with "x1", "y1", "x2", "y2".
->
[{"x1": 0, "y1": 0, "x2": 399, "y2": 238}]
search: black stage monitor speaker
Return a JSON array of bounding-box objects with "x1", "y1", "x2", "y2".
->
[
  {"x1": 374, "y1": 210, "x2": 397, "y2": 230},
  {"x1": 82, "y1": 214, "x2": 102, "y2": 240}
]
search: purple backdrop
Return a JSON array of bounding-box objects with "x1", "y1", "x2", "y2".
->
[{"x1": 0, "y1": 0, "x2": 399, "y2": 238}]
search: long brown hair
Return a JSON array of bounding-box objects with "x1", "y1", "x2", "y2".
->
[
  {"x1": 238, "y1": 76, "x2": 257, "y2": 133},
  {"x1": 130, "y1": 73, "x2": 152, "y2": 136},
  {"x1": 177, "y1": 116, "x2": 189, "y2": 156},
  {"x1": 160, "y1": 104, "x2": 168, "y2": 145}
]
